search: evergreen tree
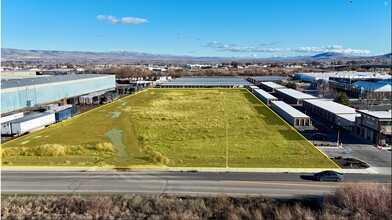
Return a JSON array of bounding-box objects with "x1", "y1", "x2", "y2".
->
[{"x1": 334, "y1": 92, "x2": 350, "y2": 106}]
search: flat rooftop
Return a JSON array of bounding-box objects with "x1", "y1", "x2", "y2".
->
[
  {"x1": 1, "y1": 74, "x2": 114, "y2": 89},
  {"x1": 260, "y1": 82, "x2": 286, "y2": 89},
  {"x1": 304, "y1": 99, "x2": 357, "y2": 115},
  {"x1": 161, "y1": 76, "x2": 252, "y2": 86},
  {"x1": 357, "y1": 110, "x2": 392, "y2": 119},
  {"x1": 254, "y1": 89, "x2": 278, "y2": 100},
  {"x1": 294, "y1": 71, "x2": 390, "y2": 81},
  {"x1": 276, "y1": 88, "x2": 317, "y2": 100},
  {"x1": 271, "y1": 101, "x2": 309, "y2": 118}
]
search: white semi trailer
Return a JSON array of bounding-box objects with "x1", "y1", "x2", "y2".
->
[{"x1": 10, "y1": 112, "x2": 55, "y2": 135}]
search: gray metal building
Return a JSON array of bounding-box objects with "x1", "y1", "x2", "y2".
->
[
  {"x1": 270, "y1": 101, "x2": 313, "y2": 130},
  {"x1": 303, "y1": 99, "x2": 358, "y2": 130},
  {"x1": 275, "y1": 88, "x2": 317, "y2": 105},
  {"x1": 259, "y1": 82, "x2": 286, "y2": 93},
  {"x1": 253, "y1": 89, "x2": 278, "y2": 106}
]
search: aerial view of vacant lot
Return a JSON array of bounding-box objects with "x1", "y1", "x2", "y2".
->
[{"x1": 1, "y1": 88, "x2": 338, "y2": 168}]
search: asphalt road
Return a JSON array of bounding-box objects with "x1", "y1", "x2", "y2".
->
[{"x1": 2, "y1": 171, "x2": 390, "y2": 197}]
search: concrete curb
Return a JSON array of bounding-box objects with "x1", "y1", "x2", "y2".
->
[{"x1": 2, "y1": 167, "x2": 386, "y2": 174}]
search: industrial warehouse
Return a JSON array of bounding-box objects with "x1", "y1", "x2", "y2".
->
[{"x1": 1, "y1": 74, "x2": 116, "y2": 113}]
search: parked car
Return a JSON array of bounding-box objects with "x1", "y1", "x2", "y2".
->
[
  {"x1": 309, "y1": 133, "x2": 328, "y2": 141},
  {"x1": 313, "y1": 170, "x2": 344, "y2": 182}
]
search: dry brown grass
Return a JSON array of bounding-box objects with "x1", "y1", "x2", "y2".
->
[
  {"x1": 1, "y1": 182, "x2": 391, "y2": 219},
  {"x1": 324, "y1": 182, "x2": 392, "y2": 220},
  {"x1": 1, "y1": 143, "x2": 116, "y2": 159},
  {"x1": 94, "y1": 142, "x2": 115, "y2": 152}
]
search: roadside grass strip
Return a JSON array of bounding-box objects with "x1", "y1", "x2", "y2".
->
[{"x1": 1, "y1": 88, "x2": 339, "y2": 169}]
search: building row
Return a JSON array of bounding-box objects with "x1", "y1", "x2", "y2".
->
[
  {"x1": 249, "y1": 82, "x2": 391, "y2": 144},
  {"x1": 250, "y1": 87, "x2": 313, "y2": 131},
  {"x1": 159, "y1": 76, "x2": 253, "y2": 88}
]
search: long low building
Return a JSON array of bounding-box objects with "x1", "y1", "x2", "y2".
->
[
  {"x1": 248, "y1": 85, "x2": 259, "y2": 93},
  {"x1": 259, "y1": 82, "x2": 286, "y2": 93},
  {"x1": 248, "y1": 76, "x2": 289, "y2": 85},
  {"x1": 275, "y1": 88, "x2": 317, "y2": 105},
  {"x1": 159, "y1": 76, "x2": 253, "y2": 88},
  {"x1": 253, "y1": 89, "x2": 278, "y2": 105},
  {"x1": 1, "y1": 74, "x2": 116, "y2": 113},
  {"x1": 303, "y1": 99, "x2": 358, "y2": 130},
  {"x1": 270, "y1": 101, "x2": 313, "y2": 131}
]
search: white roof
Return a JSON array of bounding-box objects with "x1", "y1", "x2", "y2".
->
[
  {"x1": 271, "y1": 101, "x2": 309, "y2": 118},
  {"x1": 254, "y1": 89, "x2": 278, "y2": 100},
  {"x1": 249, "y1": 85, "x2": 259, "y2": 89},
  {"x1": 304, "y1": 99, "x2": 357, "y2": 115},
  {"x1": 293, "y1": 71, "x2": 390, "y2": 82},
  {"x1": 276, "y1": 88, "x2": 317, "y2": 99},
  {"x1": 260, "y1": 82, "x2": 286, "y2": 89},
  {"x1": 357, "y1": 110, "x2": 392, "y2": 119},
  {"x1": 336, "y1": 113, "x2": 361, "y2": 123}
]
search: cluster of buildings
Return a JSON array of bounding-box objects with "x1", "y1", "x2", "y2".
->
[
  {"x1": 248, "y1": 78, "x2": 391, "y2": 145},
  {"x1": 294, "y1": 71, "x2": 392, "y2": 99}
]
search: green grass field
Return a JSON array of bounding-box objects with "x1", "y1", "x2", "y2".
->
[{"x1": 1, "y1": 88, "x2": 338, "y2": 168}]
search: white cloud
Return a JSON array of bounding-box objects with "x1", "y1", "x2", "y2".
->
[
  {"x1": 206, "y1": 41, "x2": 284, "y2": 52},
  {"x1": 293, "y1": 45, "x2": 370, "y2": 55},
  {"x1": 206, "y1": 41, "x2": 371, "y2": 55},
  {"x1": 96, "y1": 15, "x2": 148, "y2": 24}
]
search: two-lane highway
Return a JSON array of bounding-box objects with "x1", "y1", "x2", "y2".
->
[{"x1": 2, "y1": 170, "x2": 390, "y2": 197}]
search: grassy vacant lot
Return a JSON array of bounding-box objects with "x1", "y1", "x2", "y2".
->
[{"x1": 1, "y1": 88, "x2": 338, "y2": 168}]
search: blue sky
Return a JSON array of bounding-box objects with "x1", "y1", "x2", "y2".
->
[{"x1": 2, "y1": 0, "x2": 391, "y2": 58}]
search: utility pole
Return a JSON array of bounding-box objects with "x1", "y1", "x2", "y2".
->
[{"x1": 337, "y1": 131, "x2": 340, "y2": 147}]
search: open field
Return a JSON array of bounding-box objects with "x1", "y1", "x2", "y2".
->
[{"x1": 1, "y1": 89, "x2": 338, "y2": 168}]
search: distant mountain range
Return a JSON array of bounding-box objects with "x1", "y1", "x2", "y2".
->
[{"x1": 1, "y1": 48, "x2": 391, "y2": 63}]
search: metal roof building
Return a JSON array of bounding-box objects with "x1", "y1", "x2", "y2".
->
[
  {"x1": 293, "y1": 71, "x2": 390, "y2": 83},
  {"x1": 1, "y1": 74, "x2": 116, "y2": 113},
  {"x1": 259, "y1": 82, "x2": 286, "y2": 93},
  {"x1": 248, "y1": 85, "x2": 259, "y2": 93},
  {"x1": 159, "y1": 76, "x2": 253, "y2": 88},
  {"x1": 270, "y1": 101, "x2": 313, "y2": 130},
  {"x1": 275, "y1": 88, "x2": 317, "y2": 105},
  {"x1": 253, "y1": 89, "x2": 278, "y2": 105},
  {"x1": 356, "y1": 110, "x2": 392, "y2": 120},
  {"x1": 303, "y1": 99, "x2": 358, "y2": 130},
  {"x1": 352, "y1": 81, "x2": 392, "y2": 92}
]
